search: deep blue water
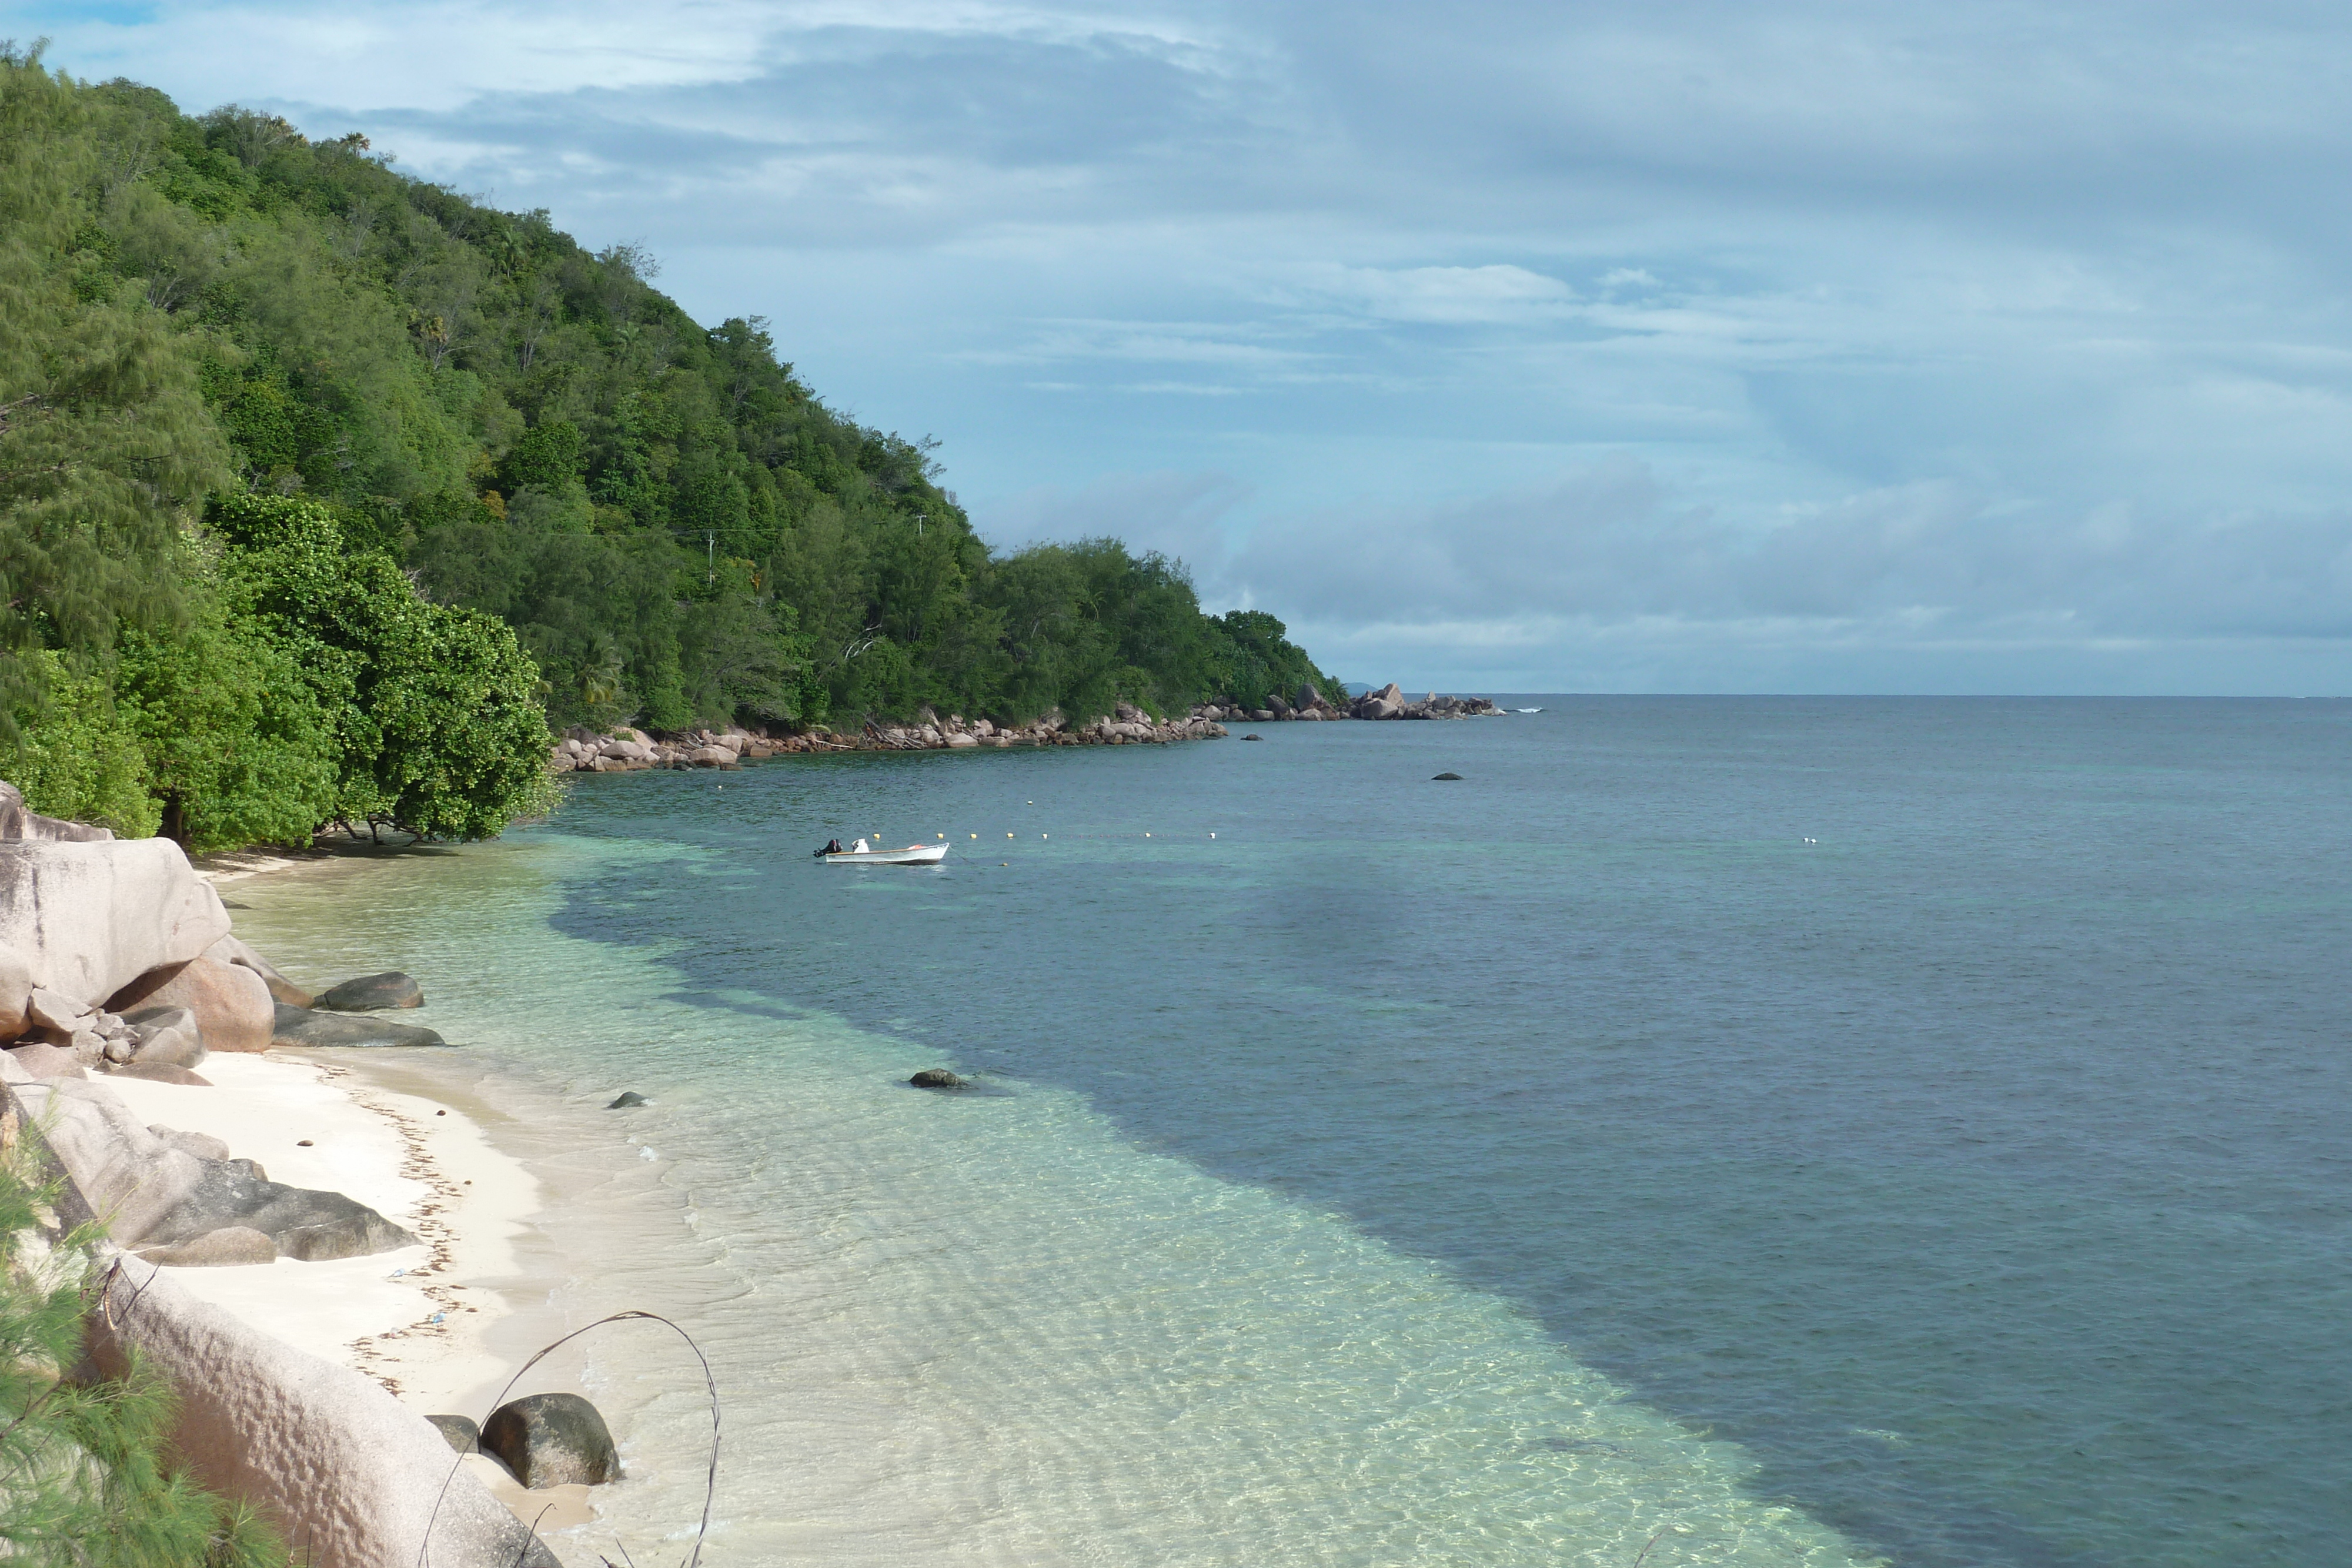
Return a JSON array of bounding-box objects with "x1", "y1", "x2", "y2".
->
[{"x1": 540, "y1": 698, "x2": 2352, "y2": 1566}]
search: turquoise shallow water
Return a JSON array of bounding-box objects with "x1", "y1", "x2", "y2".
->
[{"x1": 238, "y1": 698, "x2": 2352, "y2": 1566}]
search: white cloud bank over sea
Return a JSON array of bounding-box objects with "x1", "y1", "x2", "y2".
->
[{"x1": 16, "y1": 0, "x2": 2352, "y2": 691}]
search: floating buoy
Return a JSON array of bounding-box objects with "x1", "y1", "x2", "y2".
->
[
  {"x1": 1210, "y1": 833, "x2": 1216, "y2": 838},
  {"x1": 970, "y1": 833, "x2": 978, "y2": 838}
]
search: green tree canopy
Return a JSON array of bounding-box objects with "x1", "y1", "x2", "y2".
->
[{"x1": 1, "y1": 44, "x2": 1342, "y2": 854}]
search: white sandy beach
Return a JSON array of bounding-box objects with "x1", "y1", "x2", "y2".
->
[{"x1": 99, "y1": 1045, "x2": 603, "y2": 1533}]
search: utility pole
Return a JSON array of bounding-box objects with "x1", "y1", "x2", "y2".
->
[
  {"x1": 706, "y1": 530, "x2": 715, "y2": 585},
  {"x1": 915, "y1": 511, "x2": 926, "y2": 537}
]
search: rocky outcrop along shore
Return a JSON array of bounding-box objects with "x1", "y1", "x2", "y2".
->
[
  {"x1": 0, "y1": 777, "x2": 551, "y2": 1564},
  {"x1": 549, "y1": 687, "x2": 1505, "y2": 771},
  {"x1": 85, "y1": 1255, "x2": 557, "y2": 1568}
]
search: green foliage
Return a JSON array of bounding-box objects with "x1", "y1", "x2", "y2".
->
[
  {"x1": 208, "y1": 493, "x2": 556, "y2": 839},
  {"x1": 39, "y1": 61, "x2": 1333, "y2": 730},
  {"x1": 114, "y1": 606, "x2": 339, "y2": 854},
  {"x1": 2, "y1": 651, "x2": 159, "y2": 838},
  {"x1": 0, "y1": 53, "x2": 232, "y2": 731},
  {"x1": 0, "y1": 1130, "x2": 286, "y2": 1566},
  {"x1": 1205, "y1": 608, "x2": 1349, "y2": 713},
  {"x1": 0, "y1": 45, "x2": 1342, "y2": 857}
]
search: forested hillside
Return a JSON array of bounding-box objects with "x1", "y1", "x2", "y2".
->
[{"x1": 0, "y1": 46, "x2": 1339, "y2": 848}]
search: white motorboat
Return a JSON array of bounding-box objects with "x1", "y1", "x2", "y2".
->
[
  {"x1": 824, "y1": 843, "x2": 950, "y2": 865},
  {"x1": 1515, "y1": 707, "x2": 1544, "y2": 713}
]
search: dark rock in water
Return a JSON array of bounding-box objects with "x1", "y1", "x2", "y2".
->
[
  {"x1": 605, "y1": 1091, "x2": 647, "y2": 1109},
  {"x1": 482, "y1": 1393, "x2": 620, "y2": 1487},
  {"x1": 426, "y1": 1414, "x2": 482, "y2": 1455},
  {"x1": 909, "y1": 1068, "x2": 969, "y2": 1089},
  {"x1": 272, "y1": 1002, "x2": 447, "y2": 1049},
  {"x1": 316, "y1": 971, "x2": 423, "y2": 1011},
  {"x1": 143, "y1": 1159, "x2": 419, "y2": 1262},
  {"x1": 1241, "y1": 734, "x2": 1263, "y2": 741},
  {"x1": 135, "y1": 1225, "x2": 276, "y2": 1268},
  {"x1": 1432, "y1": 771, "x2": 1463, "y2": 780}
]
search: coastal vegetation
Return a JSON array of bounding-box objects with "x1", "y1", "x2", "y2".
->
[{"x1": 0, "y1": 45, "x2": 1339, "y2": 848}]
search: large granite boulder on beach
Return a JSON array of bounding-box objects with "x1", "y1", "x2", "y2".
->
[
  {"x1": 150, "y1": 1125, "x2": 230, "y2": 1162},
  {"x1": 0, "y1": 780, "x2": 112, "y2": 842},
  {"x1": 108, "y1": 955, "x2": 275, "y2": 1054},
  {"x1": 316, "y1": 971, "x2": 423, "y2": 1011},
  {"x1": 7, "y1": 1042, "x2": 86, "y2": 1079},
  {"x1": 136, "y1": 1225, "x2": 277, "y2": 1268},
  {"x1": 685, "y1": 745, "x2": 739, "y2": 768},
  {"x1": 207, "y1": 934, "x2": 312, "y2": 1008},
  {"x1": 147, "y1": 1161, "x2": 417, "y2": 1262},
  {"x1": 0, "y1": 832, "x2": 229, "y2": 1036},
  {"x1": 482, "y1": 1393, "x2": 620, "y2": 1488},
  {"x1": 90, "y1": 1255, "x2": 560, "y2": 1568},
  {"x1": 270, "y1": 1002, "x2": 447, "y2": 1049},
  {"x1": 2, "y1": 1067, "x2": 416, "y2": 1258},
  {"x1": 125, "y1": 1005, "x2": 206, "y2": 1069}
]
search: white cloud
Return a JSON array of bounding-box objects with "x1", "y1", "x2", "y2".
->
[
  {"x1": 1285, "y1": 263, "x2": 1577, "y2": 324},
  {"x1": 19, "y1": 0, "x2": 2352, "y2": 690}
]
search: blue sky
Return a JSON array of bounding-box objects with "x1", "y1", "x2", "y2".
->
[{"x1": 14, "y1": 1, "x2": 2352, "y2": 693}]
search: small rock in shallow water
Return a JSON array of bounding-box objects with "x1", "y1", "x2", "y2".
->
[
  {"x1": 605, "y1": 1091, "x2": 647, "y2": 1109},
  {"x1": 482, "y1": 1393, "x2": 620, "y2": 1487},
  {"x1": 1432, "y1": 771, "x2": 1463, "y2": 780},
  {"x1": 909, "y1": 1068, "x2": 969, "y2": 1089}
]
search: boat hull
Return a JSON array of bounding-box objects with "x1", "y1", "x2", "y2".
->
[{"x1": 824, "y1": 845, "x2": 950, "y2": 864}]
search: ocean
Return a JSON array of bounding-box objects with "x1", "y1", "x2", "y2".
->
[{"x1": 233, "y1": 698, "x2": 2352, "y2": 1566}]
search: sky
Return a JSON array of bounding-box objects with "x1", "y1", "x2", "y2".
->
[{"x1": 13, "y1": 1, "x2": 2352, "y2": 693}]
